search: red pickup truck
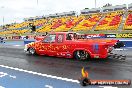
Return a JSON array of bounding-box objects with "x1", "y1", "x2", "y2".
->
[{"x1": 24, "y1": 32, "x2": 124, "y2": 60}]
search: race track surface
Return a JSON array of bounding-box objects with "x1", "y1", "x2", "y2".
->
[{"x1": 0, "y1": 44, "x2": 132, "y2": 88}]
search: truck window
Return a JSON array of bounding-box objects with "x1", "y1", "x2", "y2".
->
[
  {"x1": 57, "y1": 34, "x2": 63, "y2": 43},
  {"x1": 66, "y1": 34, "x2": 72, "y2": 40},
  {"x1": 66, "y1": 33, "x2": 77, "y2": 40},
  {"x1": 43, "y1": 34, "x2": 56, "y2": 43}
]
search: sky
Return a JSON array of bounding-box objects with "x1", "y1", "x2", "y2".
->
[{"x1": 0, "y1": 0, "x2": 132, "y2": 25}]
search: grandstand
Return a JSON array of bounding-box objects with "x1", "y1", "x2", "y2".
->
[
  {"x1": 124, "y1": 10, "x2": 132, "y2": 30},
  {"x1": 95, "y1": 11, "x2": 123, "y2": 31},
  {"x1": 0, "y1": 3, "x2": 132, "y2": 36}
]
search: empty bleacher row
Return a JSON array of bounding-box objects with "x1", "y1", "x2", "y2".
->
[
  {"x1": 72, "y1": 14, "x2": 102, "y2": 31},
  {"x1": 95, "y1": 11, "x2": 123, "y2": 30},
  {"x1": 37, "y1": 16, "x2": 84, "y2": 32}
]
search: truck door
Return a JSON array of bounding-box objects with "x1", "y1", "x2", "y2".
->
[
  {"x1": 41, "y1": 34, "x2": 57, "y2": 56},
  {"x1": 55, "y1": 34, "x2": 70, "y2": 57}
]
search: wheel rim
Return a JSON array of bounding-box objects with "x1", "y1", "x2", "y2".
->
[
  {"x1": 29, "y1": 48, "x2": 35, "y2": 55},
  {"x1": 77, "y1": 51, "x2": 89, "y2": 60}
]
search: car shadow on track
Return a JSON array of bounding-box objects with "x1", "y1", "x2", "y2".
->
[{"x1": 25, "y1": 54, "x2": 126, "y2": 65}]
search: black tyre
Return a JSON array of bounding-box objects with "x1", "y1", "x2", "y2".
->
[
  {"x1": 28, "y1": 47, "x2": 36, "y2": 55},
  {"x1": 74, "y1": 50, "x2": 90, "y2": 60},
  {"x1": 80, "y1": 78, "x2": 91, "y2": 86}
]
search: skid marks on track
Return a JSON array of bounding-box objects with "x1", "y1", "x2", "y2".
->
[{"x1": 108, "y1": 53, "x2": 126, "y2": 61}]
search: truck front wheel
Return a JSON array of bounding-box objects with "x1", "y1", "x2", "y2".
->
[{"x1": 28, "y1": 47, "x2": 36, "y2": 55}]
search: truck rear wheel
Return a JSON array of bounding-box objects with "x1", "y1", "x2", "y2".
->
[{"x1": 74, "y1": 50, "x2": 90, "y2": 60}]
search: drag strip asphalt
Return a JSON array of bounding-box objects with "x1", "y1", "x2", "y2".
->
[
  {"x1": 0, "y1": 65, "x2": 81, "y2": 88},
  {"x1": 0, "y1": 46, "x2": 132, "y2": 88}
]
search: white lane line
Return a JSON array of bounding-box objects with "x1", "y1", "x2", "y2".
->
[
  {"x1": 114, "y1": 49, "x2": 127, "y2": 50},
  {"x1": 120, "y1": 40, "x2": 132, "y2": 41},
  {"x1": 99, "y1": 86, "x2": 117, "y2": 88},
  {"x1": 13, "y1": 45, "x2": 21, "y2": 46},
  {"x1": 0, "y1": 64, "x2": 79, "y2": 83}
]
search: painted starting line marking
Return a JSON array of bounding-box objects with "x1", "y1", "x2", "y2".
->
[
  {"x1": 0, "y1": 64, "x2": 79, "y2": 83},
  {"x1": 45, "y1": 85, "x2": 53, "y2": 88},
  {"x1": 0, "y1": 86, "x2": 5, "y2": 88}
]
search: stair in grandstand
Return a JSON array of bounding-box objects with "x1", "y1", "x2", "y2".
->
[
  {"x1": 71, "y1": 18, "x2": 85, "y2": 31},
  {"x1": 36, "y1": 18, "x2": 53, "y2": 33},
  {"x1": 118, "y1": 10, "x2": 129, "y2": 31},
  {"x1": 92, "y1": 15, "x2": 105, "y2": 31}
]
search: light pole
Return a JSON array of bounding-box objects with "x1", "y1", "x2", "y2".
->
[
  {"x1": 95, "y1": 0, "x2": 96, "y2": 8},
  {"x1": 1, "y1": 6, "x2": 5, "y2": 28},
  {"x1": 3, "y1": 16, "x2": 4, "y2": 26},
  {"x1": 37, "y1": 0, "x2": 38, "y2": 5}
]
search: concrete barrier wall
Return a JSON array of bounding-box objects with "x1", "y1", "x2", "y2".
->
[
  {"x1": 120, "y1": 40, "x2": 132, "y2": 47},
  {"x1": 24, "y1": 39, "x2": 35, "y2": 45}
]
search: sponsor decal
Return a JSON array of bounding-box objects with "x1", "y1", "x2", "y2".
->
[
  {"x1": 116, "y1": 33, "x2": 132, "y2": 38},
  {"x1": 28, "y1": 35, "x2": 35, "y2": 39},
  {"x1": 20, "y1": 36, "x2": 27, "y2": 39},
  {"x1": 79, "y1": 67, "x2": 131, "y2": 86},
  {"x1": 93, "y1": 44, "x2": 99, "y2": 53},
  {"x1": 12, "y1": 36, "x2": 20, "y2": 39},
  {"x1": 86, "y1": 34, "x2": 105, "y2": 38},
  {"x1": 105, "y1": 34, "x2": 116, "y2": 38}
]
